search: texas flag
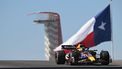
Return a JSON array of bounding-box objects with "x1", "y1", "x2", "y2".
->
[{"x1": 54, "y1": 4, "x2": 111, "y2": 51}]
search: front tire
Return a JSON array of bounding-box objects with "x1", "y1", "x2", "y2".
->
[
  {"x1": 100, "y1": 51, "x2": 109, "y2": 65},
  {"x1": 55, "y1": 51, "x2": 65, "y2": 64}
]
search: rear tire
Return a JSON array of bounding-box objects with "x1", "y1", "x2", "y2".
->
[
  {"x1": 55, "y1": 51, "x2": 65, "y2": 64},
  {"x1": 100, "y1": 51, "x2": 109, "y2": 65}
]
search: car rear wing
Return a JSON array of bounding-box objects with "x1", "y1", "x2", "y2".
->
[{"x1": 62, "y1": 45, "x2": 76, "y2": 50}]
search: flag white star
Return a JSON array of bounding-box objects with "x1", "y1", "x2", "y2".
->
[{"x1": 98, "y1": 21, "x2": 106, "y2": 31}]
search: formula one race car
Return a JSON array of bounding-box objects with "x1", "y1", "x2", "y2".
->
[{"x1": 55, "y1": 45, "x2": 112, "y2": 65}]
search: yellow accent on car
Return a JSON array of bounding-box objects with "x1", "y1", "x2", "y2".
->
[{"x1": 88, "y1": 56, "x2": 95, "y2": 62}]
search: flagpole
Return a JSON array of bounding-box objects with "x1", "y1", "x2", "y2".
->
[{"x1": 109, "y1": 0, "x2": 114, "y2": 60}]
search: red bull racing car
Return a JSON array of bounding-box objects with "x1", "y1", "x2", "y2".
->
[{"x1": 55, "y1": 45, "x2": 112, "y2": 65}]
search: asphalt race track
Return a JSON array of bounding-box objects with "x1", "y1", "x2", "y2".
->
[{"x1": 0, "y1": 60, "x2": 122, "y2": 68}]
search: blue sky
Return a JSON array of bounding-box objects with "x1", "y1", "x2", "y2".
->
[{"x1": 0, "y1": 0, "x2": 122, "y2": 60}]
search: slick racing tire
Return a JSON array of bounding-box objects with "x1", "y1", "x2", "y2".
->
[
  {"x1": 55, "y1": 51, "x2": 65, "y2": 64},
  {"x1": 100, "y1": 51, "x2": 109, "y2": 65}
]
